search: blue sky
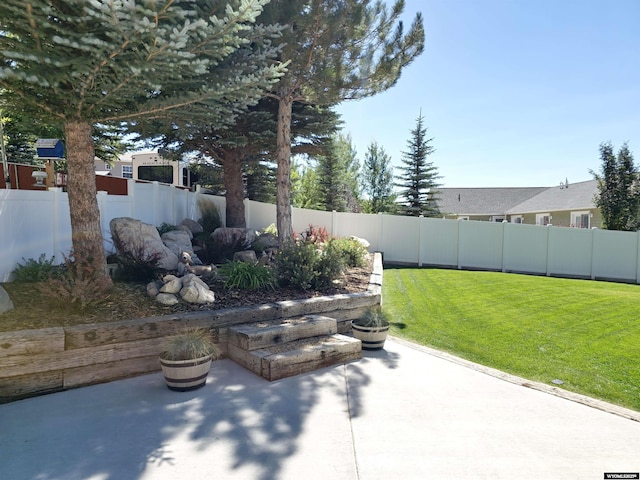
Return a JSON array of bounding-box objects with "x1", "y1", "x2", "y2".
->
[{"x1": 336, "y1": 0, "x2": 640, "y2": 188}]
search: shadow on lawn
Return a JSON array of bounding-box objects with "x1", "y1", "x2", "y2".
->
[{"x1": 0, "y1": 354, "x2": 397, "y2": 480}]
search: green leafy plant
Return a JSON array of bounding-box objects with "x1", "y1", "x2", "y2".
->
[
  {"x1": 37, "y1": 253, "x2": 112, "y2": 310},
  {"x1": 262, "y1": 223, "x2": 278, "y2": 236},
  {"x1": 218, "y1": 261, "x2": 275, "y2": 290},
  {"x1": 330, "y1": 237, "x2": 368, "y2": 267},
  {"x1": 276, "y1": 241, "x2": 345, "y2": 290},
  {"x1": 159, "y1": 328, "x2": 220, "y2": 361},
  {"x1": 12, "y1": 254, "x2": 61, "y2": 282}
]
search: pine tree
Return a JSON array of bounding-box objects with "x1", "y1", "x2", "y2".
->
[
  {"x1": 362, "y1": 141, "x2": 395, "y2": 213},
  {"x1": 592, "y1": 142, "x2": 640, "y2": 231},
  {"x1": 0, "y1": 0, "x2": 284, "y2": 287},
  {"x1": 395, "y1": 112, "x2": 441, "y2": 217},
  {"x1": 316, "y1": 133, "x2": 361, "y2": 212},
  {"x1": 257, "y1": 0, "x2": 425, "y2": 245}
]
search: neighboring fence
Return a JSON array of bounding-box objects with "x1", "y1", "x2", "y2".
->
[{"x1": 2, "y1": 181, "x2": 640, "y2": 283}]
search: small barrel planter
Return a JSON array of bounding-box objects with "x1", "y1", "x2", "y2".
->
[
  {"x1": 351, "y1": 322, "x2": 389, "y2": 350},
  {"x1": 159, "y1": 355, "x2": 213, "y2": 391}
]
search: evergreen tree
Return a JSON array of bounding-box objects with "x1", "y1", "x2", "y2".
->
[
  {"x1": 361, "y1": 141, "x2": 395, "y2": 213},
  {"x1": 316, "y1": 133, "x2": 361, "y2": 212},
  {"x1": 0, "y1": 0, "x2": 283, "y2": 287},
  {"x1": 592, "y1": 142, "x2": 640, "y2": 231},
  {"x1": 395, "y1": 112, "x2": 441, "y2": 217},
  {"x1": 258, "y1": 0, "x2": 425, "y2": 245}
]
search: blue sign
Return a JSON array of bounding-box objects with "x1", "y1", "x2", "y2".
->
[{"x1": 35, "y1": 139, "x2": 64, "y2": 158}]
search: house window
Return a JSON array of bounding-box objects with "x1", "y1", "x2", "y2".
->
[
  {"x1": 122, "y1": 165, "x2": 133, "y2": 179},
  {"x1": 105, "y1": 163, "x2": 112, "y2": 170},
  {"x1": 571, "y1": 211, "x2": 590, "y2": 229},
  {"x1": 511, "y1": 216, "x2": 523, "y2": 224},
  {"x1": 536, "y1": 213, "x2": 551, "y2": 226},
  {"x1": 491, "y1": 216, "x2": 505, "y2": 222}
]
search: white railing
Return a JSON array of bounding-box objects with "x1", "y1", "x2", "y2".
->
[{"x1": 1, "y1": 182, "x2": 640, "y2": 283}]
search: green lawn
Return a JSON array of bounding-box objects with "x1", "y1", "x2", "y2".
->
[{"x1": 383, "y1": 267, "x2": 640, "y2": 411}]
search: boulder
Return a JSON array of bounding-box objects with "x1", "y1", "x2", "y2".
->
[
  {"x1": 110, "y1": 217, "x2": 178, "y2": 271},
  {"x1": 161, "y1": 229, "x2": 201, "y2": 264},
  {"x1": 350, "y1": 235, "x2": 371, "y2": 250},
  {"x1": 0, "y1": 286, "x2": 14, "y2": 315},
  {"x1": 159, "y1": 274, "x2": 183, "y2": 294},
  {"x1": 210, "y1": 227, "x2": 256, "y2": 253},
  {"x1": 146, "y1": 280, "x2": 161, "y2": 298},
  {"x1": 156, "y1": 293, "x2": 180, "y2": 306},
  {"x1": 252, "y1": 232, "x2": 279, "y2": 252},
  {"x1": 180, "y1": 274, "x2": 215, "y2": 304},
  {"x1": 180, "y1": 218, "x2": 204, "y2": 235},
  {"x1": 233, "y1": 250, "x2": 258, "y2": 263}
]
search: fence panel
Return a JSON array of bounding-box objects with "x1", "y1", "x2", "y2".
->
[
  {"x1": 335, "y1": 212, "x2": 381, "y2": 251},
  {"x1": 591, "y1": 229, "x2": 638, "y2": 282},
  {"x1": 420, "y1": 218, "x2": 459, "y2": 267},
  {"x1": 547, "y1": 227, "x2": 593, "y2": 278},
  {"x1": 379, "y1": 215, "x2": 420, "y2": 263},
  {"x1": 502, "y1": 223, "x2": 549, "y2": 274},
  {"x1": 246, "y1": 199, "x2": 275, "y2": 232},
  {"x1": 292, "y1": 208, "x2": 332, "y2": 236},
  {"x1": 458, "y1": 220, "x2": 504, "y2": 270}
]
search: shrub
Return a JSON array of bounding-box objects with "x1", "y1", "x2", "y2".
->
[
  {"x1": 157, "y1": 222, "x2": 178, "y2": 236},
  {"x1": 298, "y1": 224, "x2": 330, "y2": 245},
  {"x1": 37, "y1": 253, "x2": 112, "y2": 310},
  {"x1": 197, "y1": 198, "x2": 222, "y2": 234},
  {"x1": 12, "y1": 254, "x2": 61, "y2": 282},
  {"x1": 330, "y1": 237, "x2": 368, "y2": 267},
  {"x1": 218, "y1": 261, "x2": 275, "y2": 290},
  {"x1": 276, "y1": 241, "x2": 345, "y2": 290},
  {"x1": 262, "y1": 223, "x2": 278, "y2": 236}
]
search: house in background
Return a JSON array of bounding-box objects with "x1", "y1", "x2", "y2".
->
[
  {"x1": 94, "y1": 151, "x2": 195, "y2": 188},
  {"x1": 437, "y1": 179, "x2": 602, "y2": 228}
]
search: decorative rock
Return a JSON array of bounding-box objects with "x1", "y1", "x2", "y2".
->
[
  {"x1": 180, "y1": 218, "x2": 204, "y2": 235},
  {"x1": 156, "y1": 293, "x2": 180, "y2": 306},
  {"x1": 252, "y1": 232, "x2": 279, "y2": 252},
  {"x1": 210, "y1": 227, "x2": 256, "y2": 252},
  {"x1": 233, "y1": 250, "x2": 258, "y2": 263},
  {"x1": 180, "y1": 274, "x2": 215, "y2": 304},
  {"x1": 175, "y1": 225, "x2": 194, "y2": 239},
  {"x1": 350, "y1": 235, "x2": 371, "y2": 250},
  {"x1": 110, "y1": 217, "x2": 178, "y2": 270},
  {"x1": 160, "y1": 275, "x2": 183, "y2": 294},
  {"x1": 0, "y1": 286, "x2": 15, "y2": 315},
  {"x1": 161, "y1": 230, "x2": 201, "y2": 264},
  {"x1": 146, "y1": 281, "x2": 161, "y2": 298}
]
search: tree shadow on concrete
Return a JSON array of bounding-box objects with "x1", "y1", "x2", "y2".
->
[{"x1": 0, "y1": 358, "x2": 373, "y2": 480}]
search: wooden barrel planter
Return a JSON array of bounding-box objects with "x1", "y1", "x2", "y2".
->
[
  {"x1": 159, "y1": 355, "x2": 213, "y2": 391},
  {"x1": 351, "y1": 322, "x2": 389, "y2": 350}
]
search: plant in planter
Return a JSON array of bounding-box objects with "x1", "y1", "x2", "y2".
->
[
  {"x1": 351, "y1": 307, "x2": 390, "y2": 350},
  {"x1": 159, "y1": 328, "x2": 220, "y2": 391}
]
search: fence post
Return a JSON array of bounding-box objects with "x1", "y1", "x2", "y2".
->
[
  {"x1": 501, "y1": 221, "x2": 507, "y2": 273},
  {"x1": 418, "y1": 215, "x2": 424, "y2": 267},
  {"x1": 590, "y1": 227, "x2": 596, "y2": 280},
  {"x1": 636, "y1": 231, "x2": 640, "y2": 284},
  {"x1": 545, "y1": 225, "x2": 552, "y2": 276},
  {"x1": 49, "y1": 187, "x2": 61, "y2": 264},
  {"x1": 128, "y1": 179, "x2": 135, "y2": 218},
  {"x1": 245, "y1": 198, "x2": 251, "y2": 230},
  {"x1": 96, "y1": 190, "x2": 108, "y2": 253},
  {"x1": 331, "y1": 210, "x2": 338, "y2": 237},
  {"x1": 153, "y1": 181, "x2": 160, "y2": 226}
]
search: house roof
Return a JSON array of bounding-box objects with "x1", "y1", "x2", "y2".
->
[
  {"x1": 437, "y1": 187, "x2": 547, "y2": 216},
  {"x1": 506, "y1": 179, "x2": 598, "y2": 214}
]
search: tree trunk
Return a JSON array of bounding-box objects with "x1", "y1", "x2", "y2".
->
[
  {"x1": 223, "y1": 150, "x2": 246, "y2": 228},
  {"x1": 64, "y1": 120, "x2": 112, "y2": 290},
  {"x1": 276, "y1": 95, "x2": 294, "y2": 246}
]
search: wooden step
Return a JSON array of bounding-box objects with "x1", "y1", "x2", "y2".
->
[
  {"x1": 228, "y1": 334, "x2": 362, "y2": 381},
  {"x1": 228, "y1": 315, "x2": 337, "y2": 351}
]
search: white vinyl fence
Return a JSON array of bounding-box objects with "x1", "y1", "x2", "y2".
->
[{"x1": 2, "y1": 182, "x2": 640, "y2": 283}]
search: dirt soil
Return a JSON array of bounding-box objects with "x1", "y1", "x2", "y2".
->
[{"x1": 0, "y1": 257, "x2": 373, "y2": 333}]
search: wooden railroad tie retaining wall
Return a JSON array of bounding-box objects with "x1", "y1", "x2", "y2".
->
[{"x1": 0, "y1": 253, "x2": 382, "y2": 403}]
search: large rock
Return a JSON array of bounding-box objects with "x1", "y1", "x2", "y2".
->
[
  {"x1": 161, "y1": 229, "x2": 201, "y2": 264},
  {"x1": 159, "y1": 274, "x2": 183, "y2": 294},
  {"x1": 0, "y1": 286, "x2": 14, "y2": 315},
  {"x1": 210, "y1": 227, "x2": 256, "y2": 253},
  {"x1": 252, "y1": 232, "x2": 279, "y2": 252},
  {"x1": 233, "y1": 250, "x2": 258, "y2": 263},
  {"x1": 110, "y1": 217, "x2": 178, "y2": 271},
  {"x1": 180, "y1": 218, "x2": 204, "y2": 235},
  {"x1": 180, "y1": 274, "x2": 215, "y2": 304}
]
